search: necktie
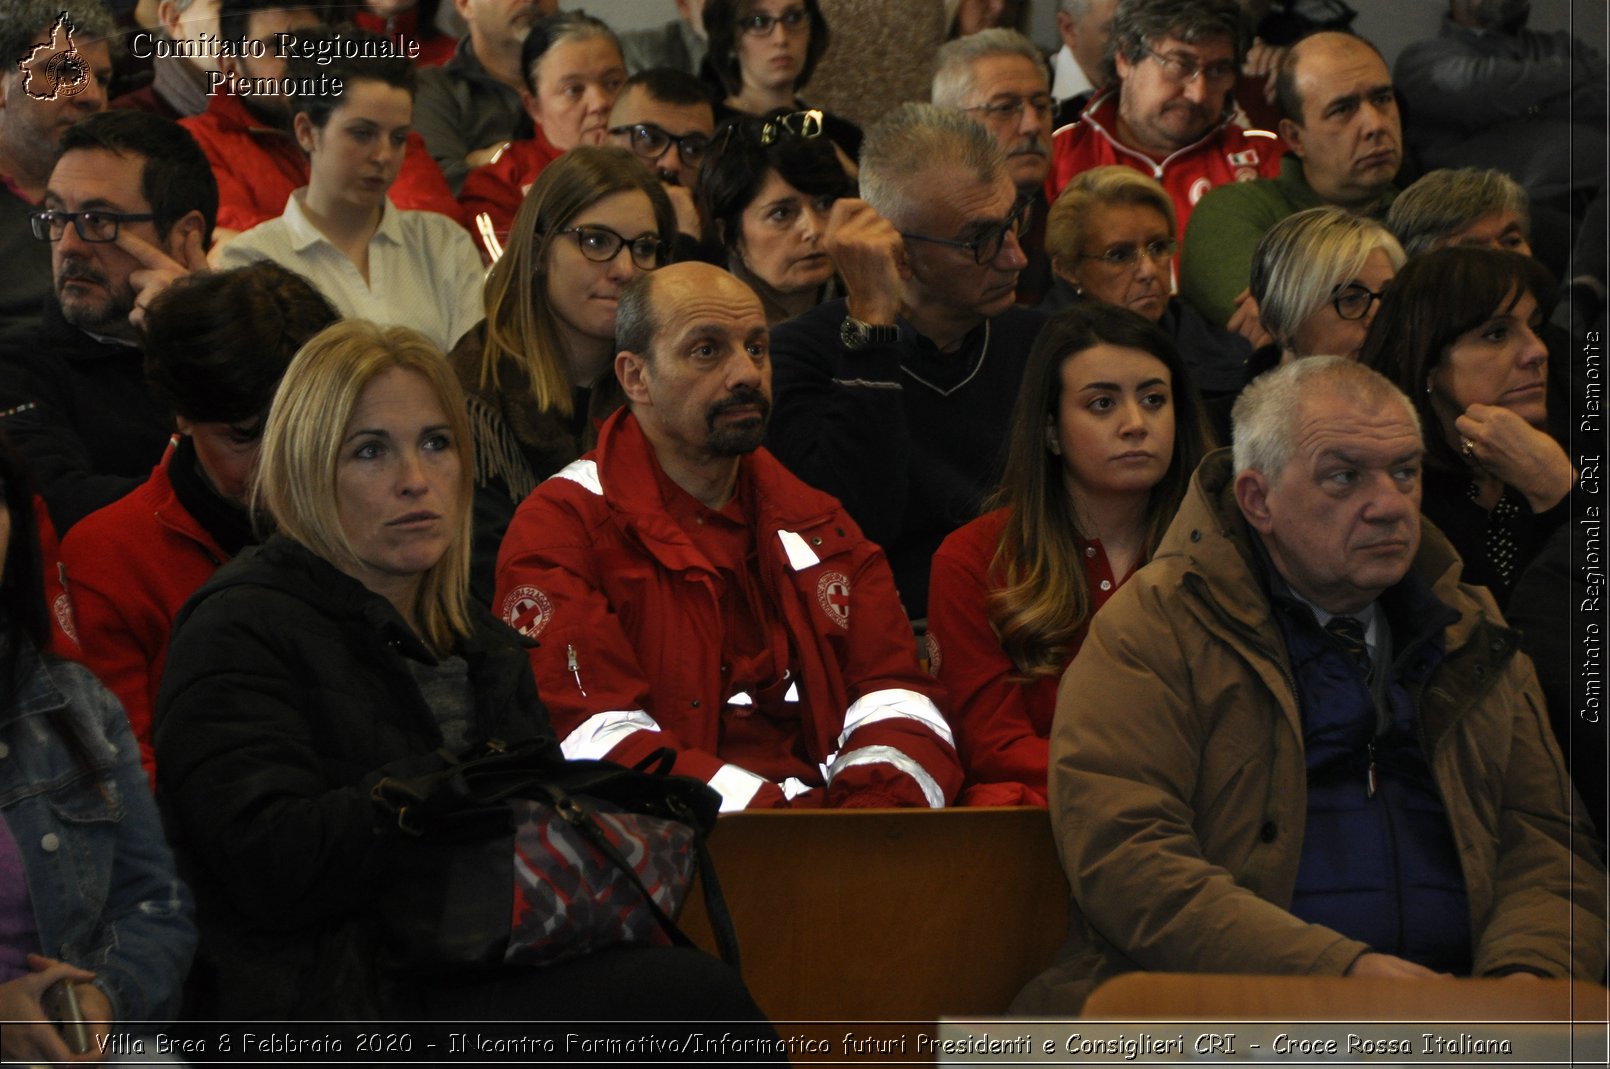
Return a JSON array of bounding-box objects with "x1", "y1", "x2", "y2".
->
[{"x1": 1325, "y1": 615, "x2": 1371, "y2": 674}]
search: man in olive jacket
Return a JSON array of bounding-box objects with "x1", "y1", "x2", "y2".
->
[{"x1": 1015, "y1": 358, "x2": 1604, "y2": 1013}]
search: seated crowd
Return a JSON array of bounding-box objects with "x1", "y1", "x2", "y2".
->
[{"x1": 0, "y1": 0, "x2": 1602, "y2": 1047}]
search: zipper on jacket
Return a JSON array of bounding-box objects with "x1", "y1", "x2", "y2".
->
[
  {"x1": 1366, "y1": 739, "x2": 1377, "y2": 799},
  {"x1": 566, "y1": 644, "x2": 587, "y2": 697}
]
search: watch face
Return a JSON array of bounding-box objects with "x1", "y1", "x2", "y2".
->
[{"x1": 840, "y1": 316, "x2": 865, "y2": 350}]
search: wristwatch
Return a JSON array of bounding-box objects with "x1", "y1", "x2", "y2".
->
[{"x1": 840, "y1": 314, "x2": 900, "y2": 351}]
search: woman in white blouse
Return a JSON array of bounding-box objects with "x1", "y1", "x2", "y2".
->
[{"x1": 217, "y1": 27, "x2": 483, "y2": 352}]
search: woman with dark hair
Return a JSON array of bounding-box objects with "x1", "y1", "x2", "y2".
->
[
  {"x1": 1362, "y1": 247, "x2": 1572, "y2": 606},
  {"x1": 217, "y1": 28, "x2": 484, "y2": 353},
  {"x1": 926, "y1": 303, "x2": 1213, "y2": 806},
  {"x1": 59, "y1": 263, "x2": 338, "y2": 782},
  {"x1": 701, "y1": 0, "x2": 863, "y2": 161},
  {"x1": 154, "y1": 321, "x2": 775, "y2": 1029},
  {"x1": 0, "y1": 434, "x2": 194, "y2": 1063},
  {"x1": 696, "y1": 107, "x2": 852, "y2": 322},
  {"x1": 460, "y1": 11, "x2": 630, "y2": 257},
  {"x1": 462, "y1": 146, "x2": 675, "y2": 600}
]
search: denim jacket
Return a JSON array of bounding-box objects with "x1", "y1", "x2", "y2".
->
[{"x1": 0, "y1": 638, "x2": 194, "y2": 1022}]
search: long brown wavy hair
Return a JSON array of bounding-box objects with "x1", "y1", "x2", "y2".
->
[{"x1": 988, "y1": 303, "x2": 1214, "y2": 678}]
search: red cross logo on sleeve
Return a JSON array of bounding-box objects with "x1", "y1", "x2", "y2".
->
[
  {"x1": 816, "y1": 571, "x2": 851, "y2": 630},
  {"x1": 501, "y1": 585, "x2": 553, "y2": 638}
]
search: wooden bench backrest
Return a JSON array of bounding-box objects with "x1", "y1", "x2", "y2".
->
[{"x1": 678, "y1": 806, "x2": 1068, "y2": 1022}]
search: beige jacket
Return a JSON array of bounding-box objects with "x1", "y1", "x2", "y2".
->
[{"x1": 1014, "y1": 450, "x2": 1606, "y2": 1013}]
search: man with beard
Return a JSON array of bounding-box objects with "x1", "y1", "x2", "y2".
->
[
  {"x1": 495, "y1": 262, "x2": 961, "y2": 812},
  {"x1": 0, "y1": 109, "x2": 215, "y2": 535},
  {"x1": 1045, "y1": 0, "x2": 1282, "y2": 242},
  {"x1": 0, "y1": 1, "x2": 116, "y2": 333},
  {"x1": 416, "y1": 0, "x2": 557, "y2": 192},
  {"x1": 931, "y1": 28, "x2": 1055, "y2": 304},
  {"x1": 606, "y1": 67, "x2": 715, "y2": 253}
]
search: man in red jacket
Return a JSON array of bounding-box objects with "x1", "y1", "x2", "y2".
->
[
  {"x1": 1045, "y1": 0, "x2": 1281, "y2": 241},
  {"x1": 495, "y1": 262, "x2": 961, "y2": 812}
]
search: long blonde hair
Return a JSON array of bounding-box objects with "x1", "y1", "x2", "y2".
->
[
  {"x1": 255, "y1": 320, "x2": 475, "y2": 651},
  {"x1": 478, "y1": 146, "x2": 674, "y2": 419}
]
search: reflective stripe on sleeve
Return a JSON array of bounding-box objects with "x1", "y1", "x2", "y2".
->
[
  {"x1": 826, "y1": 745, "x2": 945, "y2": 808},
  {"x1": 559, "y1": 709, "x2": 660, "y2": 761},
  {"x1": 837, "y1": 687, "x2": 954, "y2": 749},
  {"x1": 709, "y1": 763, "x2": 769, "y2": 812}
]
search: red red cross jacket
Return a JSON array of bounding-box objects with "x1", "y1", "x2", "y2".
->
[
  {"x1": 57, "y1": 442, "x2": 228, "y2": 784},
  {"x1": 494, "y1": 409, "x2": 961, "y2": 811},
  {"x1": 181, "y1": 93, "x2": 465, "y2": 235},
  {"x1": 1046, "y1": 90, "x2": 1283, "y2": 238}
]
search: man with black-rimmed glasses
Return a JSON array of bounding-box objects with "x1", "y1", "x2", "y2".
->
[
  {"x1": 0, "y1": 109, "x2": 214, "y2": 535},
  {"x1": 765, "y1": 103, "x2": 1046, "y2": 620}
]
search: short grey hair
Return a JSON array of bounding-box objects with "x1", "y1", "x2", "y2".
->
[
  {"x1": 614, "y1": 271, "x2": 661, "y2": 363},
  {"x1": 1387, "y1": 168, "x2": 1531, "y2": 258},
  {"x1": 0, "y1": 0, "x2": 117, "y2": 77},
  {"x1": 1250, "y1": 206, "x2": 1405, "y2": 355},
  {"x1": 1232, "y1": 356, "x2": 1420, "y2": 479},
  {"x1": 932, "y1": 28, "x2": 1046, "y2": 110},
  {"x1": 860, "y1": 103, "x2": 1004, "y2": 230},
  {"x1": 1060, "y1": 0, "x2": 1094, "y2": 16},
  {"x1": 1103, "y1": 0, "x2": 1246, "y2": 88}
]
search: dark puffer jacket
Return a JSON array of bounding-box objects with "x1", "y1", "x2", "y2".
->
[{"x1": 153, "y1": 535, "x2": 558, "y2": 1019}]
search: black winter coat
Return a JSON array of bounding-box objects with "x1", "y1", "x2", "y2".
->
[{"x1": 153, "y1": 535, "x2": 559, "y2": 1020}]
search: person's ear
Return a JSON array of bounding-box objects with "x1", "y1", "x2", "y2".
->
[
  {"x1": 1278, "y1": 117, "x2": 1305, "y2": 157},
  {"x1": 1045, "y1": 416, "x2": 1061, "y2": 456},
  {"x1": 1234, "y1": 469, "x2": 1275, "y2": 534},
  {"x1": 1113, "y1": 48, "x2": 1134, "y2": 83},
  {"x1": 293, "y1": 111, "x2": 317, "y2": 154},
  {"x1": 164, "y1": 210, "x2": 207, "y2": 261},
  {"x1": 616, "y1": 349, "x2": 651, "y2": 406},
  {"x1": 520, "y1": 87, "x2": 543, "y2": 126},
  {"x1": 157, "y1": 0, "x2": 183, "y2": 37}
]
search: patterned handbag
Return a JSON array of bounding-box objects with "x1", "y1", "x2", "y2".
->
[{"x1": 370, "y1": 740, "x2": 739, "y2": 971}]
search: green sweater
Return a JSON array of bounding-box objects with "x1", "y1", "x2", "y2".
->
[{"x1": 1179, "y1": 155, "x2": 1397, "y2": 327}]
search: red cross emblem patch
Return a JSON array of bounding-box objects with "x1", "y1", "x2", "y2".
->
[
  {"x1": 816, "y1": 571, "x2": 851, "y2": 629},
  {"x1": 501, "y1": 585, "x2": 553, "y2": 638}
]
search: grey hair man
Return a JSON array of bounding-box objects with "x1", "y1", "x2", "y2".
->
[
  {"x1": 766, "y1": 103, "x2": 1047, "y2": 618},
  {"x1": 1387, "y1": 167, "x2": 1532, "y2": 259},
  {"x1": 932, "y1": 28, "x2": 1052, "y2": 195},
  {"x1": 113, "y1": 0, "x2": 223, "y2": 119},
  {"x1": 1015, "y1": 355, "x2": 1605, "y2": 1013},
  {"x1": 1051, "y1": 0, "x2": 1118, "y2": 117}
]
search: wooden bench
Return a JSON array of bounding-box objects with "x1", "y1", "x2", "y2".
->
[{"x1": 678, "y1": 807, "x2": 1068, "y2": 1055}]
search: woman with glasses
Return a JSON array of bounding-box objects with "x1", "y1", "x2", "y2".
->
[
  {"x1": 460, "y1": 11, "x2": 629, "y2": 261},
  {"x1": 1248, "y1": 205, "x2": 1404, "y2": 374},
  {"x1": 460, "y1": 146, "x2": 674, "y2": 602},
  {"x1": 696, "y1": 107, "x2": 853, "y2": 323},
  {"x1": 1362, "y1": 248, "x2": 1572, "y2": 607},
  {"x1": 216, "y1": 30, "x2": 484, "y2": 354},
  {"x1": 702, "y1": 0, "x2": 863, "y2": 163},
  {"x1": 926, "y1": 302, "x2": 1212, "y2": 806},
  {"x1": 1045, "y1": 166, "x2": 1250, "y2": 400}
]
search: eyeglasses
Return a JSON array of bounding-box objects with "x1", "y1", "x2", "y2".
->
[
  {"x1": 759, "y1": 108, "x2": 822, "y2": 145},
  {"x1": 965, "y1": 93, "x2": 1055, "y2": 123},
  {"x1": 1143, "y1": 47, "x2": 1238, "y2": 87},
  {"x1": 1076, "y1": 239, "x2": 1177, "y2": 267},
  {"x1": 558, "y1": 225, "x2": 666, "y2": 270},
  {"x1": 30, "y1": 208, "x2": 157, "y2": 243},
  {"x1": 900, "y1": 196, "x2": 1031, "y2": 265},
  {"x1": 739, "y1": 6, "x2": 809, "y2": 36},
  {"x1": 610, "y1": 122, "x2": 711, "y2": 166},
  {"x1": 1331, "y1": 282, "x2": 1388, "y2": 321}
]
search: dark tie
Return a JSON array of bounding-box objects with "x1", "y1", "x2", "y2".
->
[{"x1": 1325, "y1": 615, "x2": 1371, "y2": 674}]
